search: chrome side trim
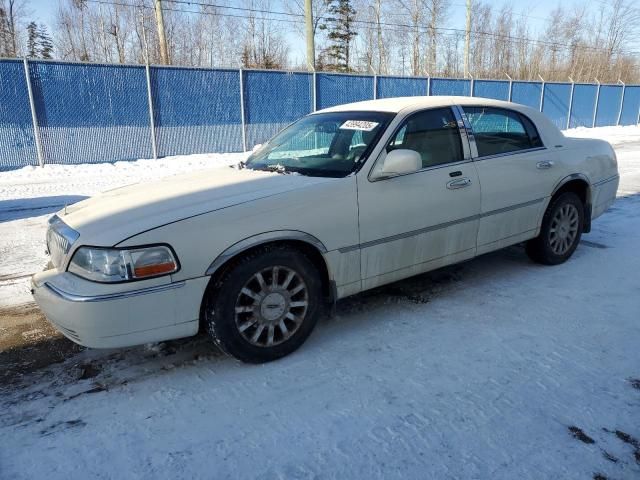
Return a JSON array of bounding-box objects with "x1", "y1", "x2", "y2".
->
[
  {"x1": 592, "y1": 174, "x2": 619, "y2": 188},
  {"x1": 205, "y1": 231, "x2": 328, "y2": 276},
  {"x1": 481, "y1": 197, "x2": 544, "y2": 219},
  {"x1": 44, "y1": 281, "x2": 185, "y2": 303},
  {"x1": 337, "y1": 197, "x2": 545, "y2": 253},
  {"x1": 472, "y1": 146, "x2": 547, "y2": 162}
]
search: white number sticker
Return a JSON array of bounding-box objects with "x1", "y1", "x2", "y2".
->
[{"x1": 339, "y1": 120, "x2": 379, "y2": 131}]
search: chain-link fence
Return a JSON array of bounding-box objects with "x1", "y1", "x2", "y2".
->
[{"x1": 1, "y1": 59, "x2": 639, "y2": 170}]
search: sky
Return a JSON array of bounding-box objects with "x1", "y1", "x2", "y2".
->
[{"x1": 25, "y1": 0, "x2": 602, "y2": 64}]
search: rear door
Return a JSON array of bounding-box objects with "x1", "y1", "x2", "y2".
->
[
  {"x1": 460, "y1": 106, "x2": 559, "y2": 254},
  {"x1": 357, "y1": 107, "x2": 481, "y2": 290}
]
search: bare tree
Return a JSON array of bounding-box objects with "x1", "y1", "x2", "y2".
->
[{"x1": 0, "y1": 0, "x2": 28, "y2": 57}]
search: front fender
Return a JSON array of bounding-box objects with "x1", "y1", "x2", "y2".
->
[{"x1": 204, "y1": 230, "x2": 328, "y2": 276}]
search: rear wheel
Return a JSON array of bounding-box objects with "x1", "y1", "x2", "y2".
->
[
  {"x1": 203, "y1": 246, "x2": 322, "y2": 363},
  {"x1": 526, "y1": 192, "x2": 584, "y2": 265}
]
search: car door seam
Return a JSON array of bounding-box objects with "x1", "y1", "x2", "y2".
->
[{"x1": 336, "y1": 197, "x2": 545, "y2": 253}]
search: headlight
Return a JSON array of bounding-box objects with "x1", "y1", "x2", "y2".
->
[{"x1": 68, "y1": 245, "x2": 179, "y2": 283}]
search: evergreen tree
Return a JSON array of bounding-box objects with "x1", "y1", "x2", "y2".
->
[
  {"x1": 37, "y1": 23, "x2": 53, "y2": 58},
  {"x1": 26, "y1": 21, "x2": 37, "y2": 57},
  {"x1": 319, "y1": 0, "x2": 357, "y2": 72}
]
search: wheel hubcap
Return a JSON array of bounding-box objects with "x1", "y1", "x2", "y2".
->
[
  {"x1": 235, "y1": 266, "x2": 308, "y2": 347},
  {"x1": 549, "y1": 203, "x2": 579, "y2": 255}
]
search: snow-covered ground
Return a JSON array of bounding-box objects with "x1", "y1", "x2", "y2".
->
[
  {"x1": 1, "y1": 126, "x2": 640, "y2": 479},
  {"x1": 0, "y1": 153, "x2": 246, "y2": 306}
]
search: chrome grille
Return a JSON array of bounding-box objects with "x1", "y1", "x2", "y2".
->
[{"x1": 46, "y1": 216, "x2": 80, "y2": 268}]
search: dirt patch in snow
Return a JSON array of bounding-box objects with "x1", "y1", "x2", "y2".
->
[{"x1": 0, "y1": 304, "x2": 82, "y2": 385}]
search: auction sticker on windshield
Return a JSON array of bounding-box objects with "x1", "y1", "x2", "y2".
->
[{"x1": 339, "y1": 120, "x2": 379, "y2": 131}]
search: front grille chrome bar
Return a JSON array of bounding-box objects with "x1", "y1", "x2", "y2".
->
[{"x1": 46, "y1": 215, "x2": 80, "y2": 268}]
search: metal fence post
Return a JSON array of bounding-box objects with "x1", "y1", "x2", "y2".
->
[
  {"x1": 592, "y1": 79, "x2": 601, "y2": 128},
  {"x1": 505, "y1": 73, "x2": 513, "y2": 101},
  {"x1": 538, "y1": 74, "x2": 545, "y2": 112},
  {"x1": 616, "y1": 79, "x2": 625, "y2": 126},
  {"x1": 426, "y1": 75, "x2": 431, "y2": 96},
  {"x1": 239, "y1": 68, "x2": 247, "y2": 152},
  {"x1": 23, "y1": 58, "x2": 44, "y2": 167},
  {"x1": 468, "y1": 73, "x2": 474, "y2": 97},
  {"x1": 566, "y1": 77, "x2": 575, "y2": 130},
  {"x1": 373, "y1": 74, "x2": 377, "y2": 99},
  {"x1": 145, "y1": 63, "x2": 158, "y2": 159},
  {"x1": 312, "y1": 71, "x2": 317, "y2": 111}
]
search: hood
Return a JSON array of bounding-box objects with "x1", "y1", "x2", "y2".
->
[{"x1": 58, "y1": 166, "x2": 331, "y2": 246}]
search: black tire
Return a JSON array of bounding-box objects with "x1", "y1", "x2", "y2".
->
[
  {"x1": 203, "y1": 245, "x2": 322, "y2": 363},
  {"x1": 526, "y1": 192, "x2": 584, "y2": 265}
]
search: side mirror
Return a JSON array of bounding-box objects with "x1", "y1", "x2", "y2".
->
[{"x1": 380, "y1": 149, "x2": 421, "y2": 176}]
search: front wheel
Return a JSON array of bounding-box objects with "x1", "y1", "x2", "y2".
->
[
  {"x1": 203, "y1": 245, "x2": 322, "y2": 363},
  {"x1": 526, "y1": 192, "x2": 584, "y2": 265}
]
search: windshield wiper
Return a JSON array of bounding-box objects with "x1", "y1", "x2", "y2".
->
[{"x1": 265, "y1": 164, "x2": 287, "y2": 174}]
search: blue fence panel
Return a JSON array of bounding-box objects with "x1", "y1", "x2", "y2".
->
[
  {"x1": 244, "y1": 70, "x2": 313, "y2": 148},
  {"x1": 377, "y1": 76, "x2": 428, "y2": 98},
  {"x1": 430, "y1": 78, "x2": 471, "y2": 96},
  {"x1": 0, "y1": 60, "x2": 38, "y2": 170},
  {"x1": 316, "y1": 73, "x2": 374, "y2": 110},
  {"x1": 595, "y1": 85, "x2": 623, "y2": 127},
  {"x1": 568, "y1": 84, "x2": 597, "y2": 128},
  {"x1": 152, "y1": 67, "x2": 242, "y2": 155},
  {"x1": 510, "y1": 82, "x2": 542, "y2": 109},
  {"x1": 542, "y1": 83, "x2": 571, "y2": 129},
  {"x1": 472, "y1": 80, "x2": 510, "y2": 100},
  {"x1": 29, "y1": 61, "x2": 151, "y2": 164},
  {"x1": 619, "y1": 86, "x2": 640, "y2": 125}
]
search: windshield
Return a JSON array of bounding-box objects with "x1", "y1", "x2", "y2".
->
[{"x1": 244, "y1": 111, "x2": 394, "y2": 177}]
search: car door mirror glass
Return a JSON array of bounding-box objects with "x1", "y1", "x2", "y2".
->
[{"x1": 378, "y1": 149, "x2": 422, "y2": 177}]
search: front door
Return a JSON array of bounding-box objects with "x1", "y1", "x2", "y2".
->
[{"x1": 357, "y1": 107, "x2": 481, "y2": 290}]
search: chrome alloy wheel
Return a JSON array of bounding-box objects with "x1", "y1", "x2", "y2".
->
[
  {"x1": 234, "y1": 266, "x2": 309, "y2": 347},
  {"x1": 549, "y1": 203, "x2": 580, "y2": 255}
]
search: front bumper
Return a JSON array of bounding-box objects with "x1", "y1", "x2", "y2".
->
[{"x1": 31, "y1": 269, "x2": 208, "y2": 348}]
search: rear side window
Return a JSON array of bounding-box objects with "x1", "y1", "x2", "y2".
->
[
  {"x1": 462, "y1": 106, "x2": 543, "y2": 157},
  {"x1": 387, "y1": 107, "x2": 463, "y2": 168}
]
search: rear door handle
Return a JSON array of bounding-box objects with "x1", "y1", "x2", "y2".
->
[
  {"x1": 536, "y1": 161, "x2": 554, "y2": 169},
  {"x1": 447, "y1": 177, "x2": 472, "y2": 189}
]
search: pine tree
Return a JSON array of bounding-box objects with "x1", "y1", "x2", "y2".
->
[
  {"x1": 26, "y1": 21, "x2": 37, "y2": 58},
  {"x1": 319, "y1": 0, "x2": 357, "y2": 72},
  {"x1": 37, "y1": 23, "x2": 53, "y2": 59}
]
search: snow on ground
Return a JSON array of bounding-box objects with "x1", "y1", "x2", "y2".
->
[
  {"x1": 1, "y1": 126, "x2": 640, "y2": 479},
  {"x1": 0, "y1": 152, "x2": 246, "y2": 306},
  {"x1": 564, "y1": 124, "x2": 640, "y2": 145}
]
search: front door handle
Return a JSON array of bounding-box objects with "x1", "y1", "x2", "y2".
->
[
  {"x1": 536, "y1": 160, "x2": 554, "y2": 169},
  {"x1": 447, "y1": 177, "x2": 472, "y2": 190}
]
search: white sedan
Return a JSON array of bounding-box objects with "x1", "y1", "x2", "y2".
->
[{"x1": 32, "y1": 96, "x2": 619, "y2": 363}]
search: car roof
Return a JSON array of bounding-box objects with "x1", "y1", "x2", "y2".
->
[
  {"x1": 313, "y1": 95, "x2": 566, "y2": 146},
  {"x1": 315, "y1": 96, "x2": 522, "y2": 114}
]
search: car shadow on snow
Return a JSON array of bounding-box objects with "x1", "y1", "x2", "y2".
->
[
  {"x1": 0, "y1": 195, "x2": 88, "y2": 222},
  {"x1": 1, "y1": 243, "x2": 534, "y2": 396},
  {"x1": 4, "y1": 193, "x2": 640, "y2": 397}
]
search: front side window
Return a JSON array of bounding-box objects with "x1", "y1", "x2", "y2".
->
[
  {"x1": 244, "y1": 111, "x2": 394, "y2": 177},
  {"x1": 462, "y1": 106, "x2": 543, "y2": 157},
  {"x1": 386, "y1": 107, "x2": 463, "y2": 169}
]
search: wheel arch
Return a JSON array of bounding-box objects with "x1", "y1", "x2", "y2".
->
[
  {"x1": 549, "y1": 174, "x2": 592, "y2": 233},
  {"x1": 203, "y1": 230, "x2": 335, "y2": 303}
]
